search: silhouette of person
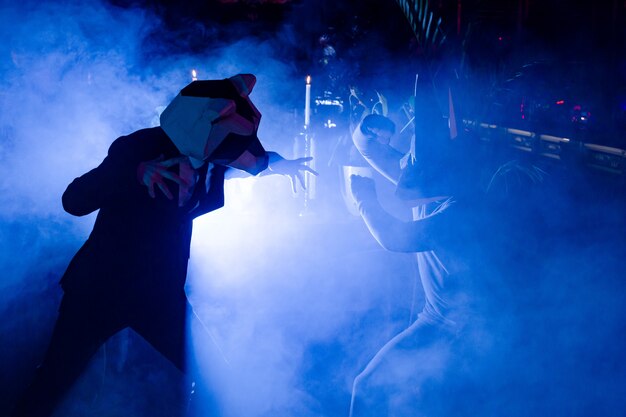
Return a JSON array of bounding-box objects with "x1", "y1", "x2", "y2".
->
[
  {"x1": 347, "y1": 113, "x2": 462, "y2": 417},
  {"x1": 348, "y1": 113, "x2": 548, "y2": 417},
  {"x1": 11, "y1": 74, "x2": 315, "y2": 417}
]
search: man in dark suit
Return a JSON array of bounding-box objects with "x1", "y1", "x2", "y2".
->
[{"x1": 12, "y1": 74, "x2": 314, "y2": 417}]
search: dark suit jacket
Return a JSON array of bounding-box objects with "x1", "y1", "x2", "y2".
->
[{"x1": 60, "y1": 127, "x2": 225, "y2": 303}]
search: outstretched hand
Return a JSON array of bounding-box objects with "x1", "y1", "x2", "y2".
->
[
  {"x1": 268, "y1": 155, "x2": 319, "y2": 193},
  {"x1": 137, "y1": 155, "x2": 189, "y2": 200}
]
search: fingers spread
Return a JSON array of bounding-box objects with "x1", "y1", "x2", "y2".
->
[
  {"x1": 290, "y1": 176, "x2": 297, "y2": 194},
  {"x1": 157, "y1": 181, "x2": 173, "y2": 200},
  {"x1": 296, "y1": 172, "x2": 306, "y2": 190},
  {"x1": 159, "y1": 170, "x2": 189, "y2": 186},
  {"x1": 302, "y1": 166, "x2": 319, "y2": 176}
]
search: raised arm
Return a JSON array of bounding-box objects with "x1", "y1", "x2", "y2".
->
[
  {"x1": 350, "y1": 175, "x2": 447, "y2": 253},
  {"x1": 352, "y1": 115, "x2": 404, "y2": 185}
]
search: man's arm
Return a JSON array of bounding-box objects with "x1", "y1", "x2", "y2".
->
[
  {"x1": 62, "y1": 137, "x2": 141, "y2": 216},
  {"x1": 351, "y1": 175, "x2": 444, "y2": 253},
  {"x1": 224, "y1": 151, "x2": 317, "y2": 193},
  {"x1": 352, "y1": 120, "x2": 404, "y2": 185}
]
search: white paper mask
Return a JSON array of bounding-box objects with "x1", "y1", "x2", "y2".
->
[{"x1": 159, "y1": 74, "x2": 265, "y2": 174}]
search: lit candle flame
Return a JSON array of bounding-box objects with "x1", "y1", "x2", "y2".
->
[
  {"x1": 306, "y1": 75, "x2": 311, "y2": 85},
  {"x1": 191, "y1": 69, "x2": 197, "y2": 81}
]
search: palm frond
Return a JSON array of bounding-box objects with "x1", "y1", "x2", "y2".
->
[{"x1": 395, "y1": 0, "x2": 447, "y2": 53}]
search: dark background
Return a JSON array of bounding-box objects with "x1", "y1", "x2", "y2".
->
[{"x1": 1, "y1": 1, "x2": 625, "y2": 417}]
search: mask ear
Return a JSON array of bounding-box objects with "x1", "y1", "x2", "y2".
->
[
  {"x1": 229, "y1": 74, "x2": 262, "y2": 132},
  {"x1": 229, "y1": 74, "x2": 256, "y2": 97}
]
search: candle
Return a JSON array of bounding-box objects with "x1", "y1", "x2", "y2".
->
[
  {"x1": 304, "y1": 75, "x2": 311, "y2": 127},
  {"x1": 191, "y1": 69, "x2": 198, "y2": 81}
]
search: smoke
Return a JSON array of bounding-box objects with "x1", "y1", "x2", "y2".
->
[
  {"x1": 0, "y1": 0, "x2": 412, "y2": 416},
  {"x1": 2, "y1": 1, "x2": 626, "y2": 417}
]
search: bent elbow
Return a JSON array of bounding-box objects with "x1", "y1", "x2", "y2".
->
[{"x1": 61, "y1": 188, "x2": 94, "y2": 217}]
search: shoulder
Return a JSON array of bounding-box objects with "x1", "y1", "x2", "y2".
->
[
  {"x1": 108, "y1": 127, "x2": 177, "y2": 159},
  {"x1": 110, "y1": 126, "x2": 169, "y2": 149}
]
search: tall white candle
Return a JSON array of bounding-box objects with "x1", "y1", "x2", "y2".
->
[{"x1": 305, "y1": 75, "x2": 311, "y2": 127}]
